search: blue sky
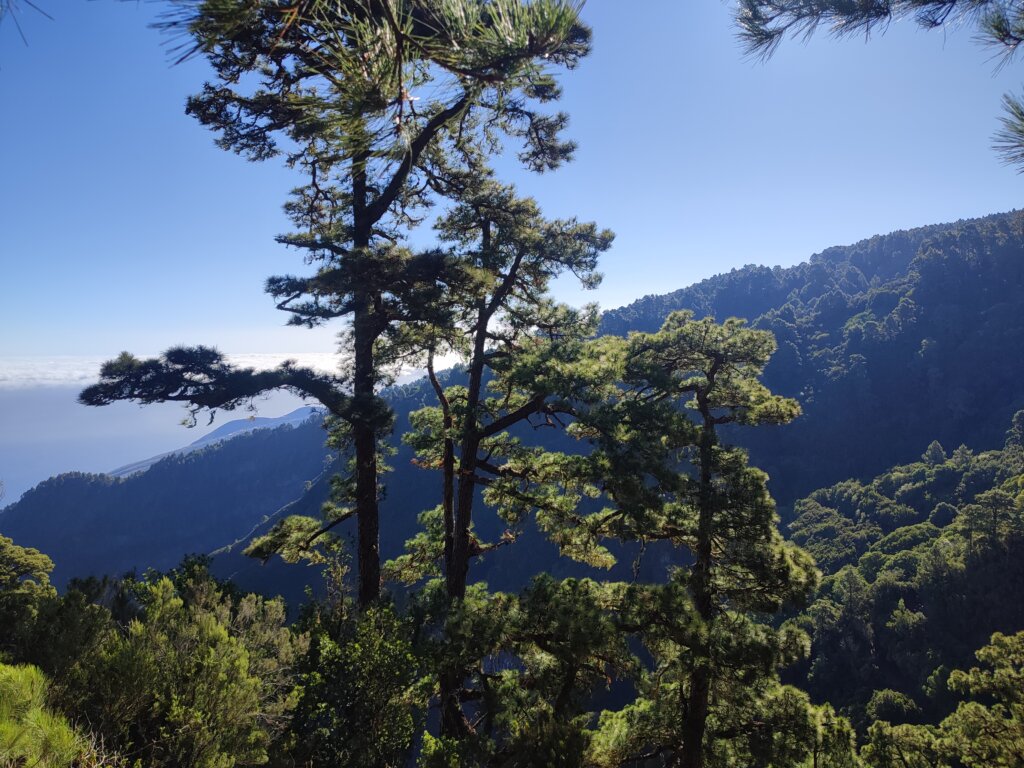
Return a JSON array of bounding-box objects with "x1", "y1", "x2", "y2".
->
[{"x1": 1, "y1": 0, "x2": 1023, "y2": 361}]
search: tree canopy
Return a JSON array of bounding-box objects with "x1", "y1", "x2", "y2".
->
[{"x1": 735, "y1": 0, "x2": 1024, "y2": 170}]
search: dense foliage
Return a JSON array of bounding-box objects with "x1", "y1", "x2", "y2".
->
[
  {"x1": 862, "y1": 630, "x2": 1024, "y2": 767},
  {"x1": 787, "y1": 413, "x2": 1024, "y2": 735},
  {"x1": 0, "y1": 663, "x2": 128, "y2": 768},
  {"x1": 1, "y1": 556, "x2": 306, "y2": 768}
]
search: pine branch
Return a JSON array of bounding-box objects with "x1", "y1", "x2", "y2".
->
[{"x1": 80, "y1": 348, "x2": 351, "y2": 422}]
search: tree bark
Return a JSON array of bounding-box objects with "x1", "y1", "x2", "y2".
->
[
  {"x1": 427, "y1": 353, "x2": 455, "y2": 580},
  {"x1": 352, "y1": 308, "x2": 380, "y2": 609},
  {"x1": 680, "y1": 393, "x2": 718, "y2": 768},
  {"x1": 440, "y1": 223, "x2": 494, "y2": 738},
  {"x1": 447, "y1": 301, "x2": 487, "y2": 601},
  {"x1": 352, "y1": 159, "x2": 381, "y2": 609}
]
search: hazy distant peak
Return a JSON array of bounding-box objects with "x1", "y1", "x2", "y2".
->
[{"x1": 108, "y1": 407, "x2": 325, "y2": 479}]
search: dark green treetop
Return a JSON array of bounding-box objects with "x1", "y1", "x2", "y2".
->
[
  {"x1": 560, "y1": 312, "x2": 837, "y2": 767},
  {"x1": 862, "y1": 630, "x2": 1024, "y2": 767}
]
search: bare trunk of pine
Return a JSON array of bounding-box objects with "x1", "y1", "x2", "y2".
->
[
  {"x1": 352, "y1": 163, "x2": 380, "y2": 609},
  {"x1": 440, "y1": 276, "x2": 492, "y2": 736},
  {"x1": 680, "y1": 396, "x2": 717, "y2": 768}
]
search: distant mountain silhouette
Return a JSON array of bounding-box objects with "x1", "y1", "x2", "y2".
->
[{"x1": 107, "y1": 407, "x2": 323, "y2": 478}]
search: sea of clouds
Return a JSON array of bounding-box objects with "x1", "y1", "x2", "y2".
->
[{"x1": 0, "y1": 354, "x2": 343, "y2": 389}]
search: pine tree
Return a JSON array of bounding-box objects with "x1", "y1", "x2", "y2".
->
[
  {"x1": 80, "y1": 0, "x2": 593, "y2": 608},
  {"x1": 393, "y1": 180, "x2": 612, "y2": 745},
  {"x1": 0, "y1": 535, "x2": 55, "y2": 653},
  {"x1": 564, "y1": 312, "x2": 833, "y2": 767}
]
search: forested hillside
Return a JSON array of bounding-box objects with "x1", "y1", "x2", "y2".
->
[
  {"x1": 0, "y1": 384, "x2": 446, "y2": 594},
  {"x1": 6, "y1": 209, "x2": 1024, "y2": 588},
  {"x1": 605, "y1": 210, "x2": 1024, "y2": 503},
  {"x1": 779, "y1": 412, "x2": 1024, "y2": 760},
  {"x1": 0, "y1": 416, "x2": 330, "y2": 586}
]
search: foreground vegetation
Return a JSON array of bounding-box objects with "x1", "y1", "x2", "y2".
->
[{"x1": 4, "y1": 411, "x2": 1024, "y2": 766}]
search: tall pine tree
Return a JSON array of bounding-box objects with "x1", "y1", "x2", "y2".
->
[
  {"x1": 557, "y1": 312, "x2": 847, "y2": 767},
  {"x1": 81, "y1": 0, "x2": 592, "y2": 607}
]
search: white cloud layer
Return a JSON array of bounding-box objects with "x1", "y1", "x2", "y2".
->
[{"x1": 0, "y1": 354, "x2": 344, "y2": 389}]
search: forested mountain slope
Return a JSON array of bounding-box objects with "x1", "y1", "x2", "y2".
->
[
  {"x1": 0, "y1": 417, "x2": 330, "y2": 586},
  {"x1": 105, "y1": 406, "x2": 322, "y2": 478},
  {"x1": 604, "y1": 209, "x2": 1024, "y2": 503},
  {"x1": 786, "y1": 413, "x2": 1024, "y2": 733},
  {"x1": 0, "y1": 385, "x2": 449, "y2": 593},
  {"x1": 4, "y1": 209, "x2": 1024, "y2": 589}
]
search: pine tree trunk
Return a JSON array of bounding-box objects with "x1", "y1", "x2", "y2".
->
[
  {"x1": 438, "y1": 429, "x2": 479, "y2": 738},
  {"x1": 439, "y1": 668, "x2": 472, "y2": 739},
  {"x1": 439, "y1": 304, "x2": 488, "y2": 738},
  {"x1": 352, "y1": 301, "x2": 381, "y2": 609},
  {"x1": 352, "y1": 163, "x2": 380, "y2": 609},
  {"x1": 427, "y1": 355, "x2": 456, "y2": 586},
  {"x1": 449, "y1": 427, "x2": 481, "y2": 601},
  {"x1": 679, "y1": 667, "x2": 712, "y2": 768},
  {"x1": 448, "y1": 439, "x2": 478, "y2": 601},
  {"x1": 680, "y1": 407, "x2": 717, "y2": 768},
  {"x1": 447, "y1": 302, "x2": 488, "y2": 601}
]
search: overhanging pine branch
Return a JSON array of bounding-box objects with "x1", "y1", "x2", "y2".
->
[
  {"x1": 477, "y1": 394, "x2": 546, "y2": 438},
  {"x1": 80, "y1": 347, "x2": 351, "y2": 419},
  {"x1": 365, "y1": 92, "x2": 473, "y2": 225}
]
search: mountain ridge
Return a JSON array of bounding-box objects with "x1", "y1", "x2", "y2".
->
[{"x1": 105, "y1": 406, "x2": 324, "y2": 479}]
